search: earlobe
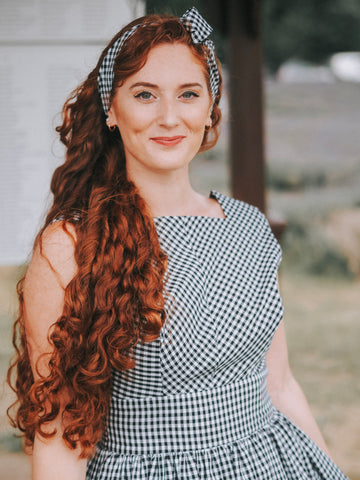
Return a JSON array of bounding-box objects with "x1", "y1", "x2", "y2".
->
[
  {"x1": 107, "y1": 107, "x2": 116, "y2": 126},
  {"x1": 206, "y1": 108, "x2": 212, "y2": 128},
  {"x1": 205, "y1": 110, "x2": 212, "y2": 131},
  {"x1": 106, "y1": 108, "x2": 118, "y2": 131}
]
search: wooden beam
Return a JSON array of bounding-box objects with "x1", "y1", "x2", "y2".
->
[
  {"x1": 228, "y1": 0, "x2": 265, "y2": 213},
  {"x1": 206, "y1": 0, "x2": 286, "y2": 240}
]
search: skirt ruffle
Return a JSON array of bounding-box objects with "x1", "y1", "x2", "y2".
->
[{"x1": 86, "y1": 409, "x2": 348, "y2": 480}]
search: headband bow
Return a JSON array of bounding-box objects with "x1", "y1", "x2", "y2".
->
[
  {"x1": 97, "y1": 7, "x2": 219, "y2": 115},
  {"x1": 180, "y1": 8, "x2": 219, "y2": 103}
]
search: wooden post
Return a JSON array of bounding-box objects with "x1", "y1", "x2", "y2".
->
[
  {"x1": 203, "y1": 0, "x2": 286, "y2": 239},
  {"x1": 228, "y1": 0, "x2": 265, "y2": 213}
]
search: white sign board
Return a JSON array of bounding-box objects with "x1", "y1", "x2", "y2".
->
[{"x1": 0, "y1": 0, "x2": 145, "y2": 264}]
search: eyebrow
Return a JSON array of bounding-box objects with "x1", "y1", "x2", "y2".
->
[{"x1": 129, "y1": 82, "x2": 204, "y2": 90}]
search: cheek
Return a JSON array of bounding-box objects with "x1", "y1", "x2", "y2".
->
[
  {"x1": 117, "y1": 112, "x2": 150, "y2": 138},
  {"x1": 186, "y1": 109, "x2": 209, "y2": 132},
  {"x1": 113, "y1": 100, "x2": 149, "y2": 127}
]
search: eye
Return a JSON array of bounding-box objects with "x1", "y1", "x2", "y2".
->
[
  {"x1": 134, "y1": 91, "x2": 154, "y2": 100},
  {"x1": 181, "y1": 91, "x2": 199, "y2": 99}
]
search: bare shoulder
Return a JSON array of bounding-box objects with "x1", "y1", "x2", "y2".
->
[
  {"x1": 23, "y1": 222, "x2": 79, "y2": 365},
  {"x1": 27, "y1": 221, "x2": 78, "y2": 291}
]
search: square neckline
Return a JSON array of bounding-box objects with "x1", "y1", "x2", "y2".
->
[{"x1": 153, "y1": 190, "x2": 227, "y2": 221}]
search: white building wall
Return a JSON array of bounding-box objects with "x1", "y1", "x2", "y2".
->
[{"x1": 0, "y1": 0, "x2": 145, "y2": 264}]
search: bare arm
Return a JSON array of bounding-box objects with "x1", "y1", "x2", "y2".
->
[
  {"x1": 23, "y1": 223, "x2": 87, "y2": 480},
  {"x1": 266, "y1": 319, "x2": 331, "y2": 457}
]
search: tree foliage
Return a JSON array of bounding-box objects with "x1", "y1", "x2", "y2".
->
[
  {"x1": 145, "y1": 0, "x2": 226, "y2": 61},
  {"x1": 146, "y1": 0, "x2": 360, "y2": 72},
  {"x1": 263, "y1": 0, "x2": 360, "y2": 72},
  {"x1": 146, "y1": 0, "x2": 205, "y2": 16}
]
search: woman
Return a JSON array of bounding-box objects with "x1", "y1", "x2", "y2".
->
[{"x1": 8, "y1": 7, "x2": 348, "y2": 480}]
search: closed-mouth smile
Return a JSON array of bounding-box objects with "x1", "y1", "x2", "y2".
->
[{"x1": 150, "y1": 136, "x2": 185, "y2": 146}]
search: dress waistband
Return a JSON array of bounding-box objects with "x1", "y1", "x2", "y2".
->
[{"x1": 102, "y1": 370, "x2": 274, "y2": 455}]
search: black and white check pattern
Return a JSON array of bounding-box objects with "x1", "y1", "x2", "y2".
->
[
  {"x1": 86, "y1": 192, "x2": 348, "y2": 479},
  {"x1": 180, "y1": 8, "x2": 220, "y2": 102},
  {"x1": 97, "y1": 7, "x2": 220, "y2": 114},
  {"x1": 98, "y1": 24, "x2": 139, "y2": 114}
]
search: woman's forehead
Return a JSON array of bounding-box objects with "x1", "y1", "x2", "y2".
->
[{"x1": 130, "y1": 43, "x2": 207, "y2": 83}]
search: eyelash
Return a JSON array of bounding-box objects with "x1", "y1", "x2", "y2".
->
[
  {"x1": 134, "y1": 91, "x2": 154, "y2": 100},
  {"x1": 181, "y1": 91, "x2": 199, "y2": 99},
  {"x1": 134, "y1": 90, "x2": 200, "y2": 101}
]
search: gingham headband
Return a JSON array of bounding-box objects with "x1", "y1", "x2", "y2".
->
[{"x1": 97, "y1": 7, "x2": 220, "y2": 114}]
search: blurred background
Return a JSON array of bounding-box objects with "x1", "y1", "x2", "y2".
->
[{"x1": 0, "y1": 0, "x2": 359, "y2": 478}]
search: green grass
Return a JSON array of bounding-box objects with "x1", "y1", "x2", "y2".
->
[{"x1": 280, "y1": 270, "x2": 360, "y2": 477}]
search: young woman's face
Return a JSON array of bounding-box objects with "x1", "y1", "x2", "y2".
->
[{"x1": 108, "y1": 43, "x2": 212, "y2": 179}]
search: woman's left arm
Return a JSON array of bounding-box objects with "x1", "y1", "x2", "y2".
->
[{"x1": 266, "y1": 319, "x2": 331, "y2": 457}]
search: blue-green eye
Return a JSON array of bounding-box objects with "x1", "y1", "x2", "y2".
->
[
  {"x1": 182, "y1": 91, "x2": 199, "y2": 99},
  {"x1": 135, "y1": 91, "x2": 153, "y2": 100}
]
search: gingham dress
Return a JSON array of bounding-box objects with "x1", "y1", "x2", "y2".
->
[{"x1": 86, "y1": 191, "x2": 348, "y2": 479}]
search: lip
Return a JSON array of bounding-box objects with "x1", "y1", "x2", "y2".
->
[{"x1": 150, "y1": 136, "x2": 185, "y2": 146}]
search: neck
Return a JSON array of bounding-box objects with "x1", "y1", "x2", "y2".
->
[{"x1": 127, "y1": 166, "x2": 201, "y2": 217}]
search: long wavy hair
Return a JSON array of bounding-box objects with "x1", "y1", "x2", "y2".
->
[{"x1": 7, "y1": 13, "x2": 222, "y2": 458}]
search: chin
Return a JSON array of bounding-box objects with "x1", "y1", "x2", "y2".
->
[{"x1": 147, "y1": 151, "x2": 193, "y2": 171}]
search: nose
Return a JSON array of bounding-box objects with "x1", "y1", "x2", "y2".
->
[{"x1": 157, "y1": 97, "x2": 180, "y2": 128}]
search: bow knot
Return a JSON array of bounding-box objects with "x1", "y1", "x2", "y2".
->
[
  {"x1": 180, "y1": 8, "x2": 219, "y2": 103},
  {"x1": 180, "y1": 7, "x2": 212, "y2": 43}
]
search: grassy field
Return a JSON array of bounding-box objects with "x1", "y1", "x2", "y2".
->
[
  {"x1": 280, "y1": 272, "x2": 360, "y2": 478},
  {"x1": 1, "y1": 81, "x2": 359, "y2": 478}
]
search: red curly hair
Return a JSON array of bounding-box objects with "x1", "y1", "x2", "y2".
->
[{"x1": 7, "y1": 13, "x2": 222, "y2": 458}]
